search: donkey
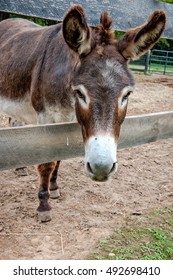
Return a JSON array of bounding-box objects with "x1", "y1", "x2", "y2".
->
[{"x1": 0, "y1": 5, "x2": 166, "y2": 221}]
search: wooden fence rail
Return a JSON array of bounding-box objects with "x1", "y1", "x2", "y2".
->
[{"x1": 0, "y1": 111, "x2": 173, "y2": 171}]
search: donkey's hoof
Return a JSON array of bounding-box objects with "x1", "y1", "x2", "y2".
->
[
  {"x1": 50, "y1": 189, "x2": 60, "y2": 199},
  {"x1": 37, "y1": 211, "x2": 52, "y2": 222}
]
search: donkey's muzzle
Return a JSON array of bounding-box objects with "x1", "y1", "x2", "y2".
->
[
  {"x1": 84, "y1": 135, "x2": 118, "y2": 181},
  {"x1": 86, "y1": 161, "x2": 117, "y2": 181}
]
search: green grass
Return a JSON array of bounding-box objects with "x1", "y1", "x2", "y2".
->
[
  {"x1": 129, "y1": 63, "x2": 173, "y2": 75},
  {"x1": 149, "y1": 64, "x2": 173, "y2": 75},
  {"x1": 89, "y1": 208, "x2": 173, "y2": 260}
]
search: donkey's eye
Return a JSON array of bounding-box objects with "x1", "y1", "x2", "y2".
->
[
  {"x1": 76, "y1": 90, "x2": 86, "y2": 103},
  {"x1": 121, "y1": 91, "x2": 132, "y2": 105}
]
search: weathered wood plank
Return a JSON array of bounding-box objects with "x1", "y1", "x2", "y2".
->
[
  {"x1": 0, "y1": 0, "x2": 172, "y2": 38},
  {"x1": 0, "y1": 112, "x2": 173, "y2": 171},
  {"x1": 0, "y1": 122, "x2": 83, "y2": 170},
  {"x1": 119, "y1": 111, "x2": 173, "y2": 148}
]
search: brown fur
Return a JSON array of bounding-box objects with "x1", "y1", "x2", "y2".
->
[
  {"x1": 95, "y1": 11, "x2": 115, "y2": 45},
  {"x1": 0, "y1": 5, "x2": 166, "y2": 221},
  {"x1": 118, "y1": 10, "x2": 166, "y2": 59}
]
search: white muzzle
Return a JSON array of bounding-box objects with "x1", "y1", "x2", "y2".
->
[{"x1": 84, "y1": 135, "x2": 118, "y2": 181}]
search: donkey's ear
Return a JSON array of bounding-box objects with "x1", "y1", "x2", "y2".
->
[
  {"x1": 63, "y1": 5, "x2": 91, "y2": 56},
  {"x1": 118, "y1": 11, "x2": 166, "y2": 60}
]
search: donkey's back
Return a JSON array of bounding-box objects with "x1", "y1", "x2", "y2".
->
[{"x1": 0, "y1": 18, "x2": 68, "y2": 124}]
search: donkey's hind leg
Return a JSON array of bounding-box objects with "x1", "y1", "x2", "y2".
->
[
  {"x1": 37, "y1": 162, "x2": 56, "y2": 222},
  {"x1": 50, "y1": 160, "x2": 61, "y2": 199}
]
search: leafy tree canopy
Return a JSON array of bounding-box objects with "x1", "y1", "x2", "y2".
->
[{"x1": 159, "y1": 0, "x2": 173, "y2": 3}]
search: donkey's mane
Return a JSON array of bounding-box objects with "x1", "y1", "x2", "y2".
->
[{"x1": 95, "y1": 11, "x2": 115, "y2": 45}]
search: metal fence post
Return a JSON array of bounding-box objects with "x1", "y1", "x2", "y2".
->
[
  {"x1": 144, "y1": 50, "x2": 151, "y2": 74},
  {"x1": 163, "y1": 51, "x2": 168, "y2": 75}
]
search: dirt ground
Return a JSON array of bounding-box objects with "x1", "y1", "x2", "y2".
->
[{"x1": 0, "y1": 74, "x2": 173, "y2": 260}]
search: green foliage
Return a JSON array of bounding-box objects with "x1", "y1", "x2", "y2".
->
[
  {"x1": 155, "y1": 38, "x2": 170, "y2": 49},
  {"x1": 155, "y1": 38, "x2": 173, "y2": 51},
  {"x1": 114, "y1": 30, "x2": 125, "y2": 40},
  {"x1": 9, "y1": 14, "x2": 56, "y2": 26},
  {"x1": 90, "y1": 208, "x2": 173, "y2": 260},
  {"x1": 159, "y1": 0, "x2": 173, "y2": 3}
]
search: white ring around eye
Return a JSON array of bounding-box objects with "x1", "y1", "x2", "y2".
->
[
  {"x1": 72, "y1": 84, "x2": 90, "y2": 109},
  {"x1": 119, "y1": 86, "x2": 134, "y2": 108},
  {"x1": 121, "y1": 95, "x2": 128, "y2": 107}
]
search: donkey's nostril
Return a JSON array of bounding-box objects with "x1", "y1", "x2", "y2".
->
[
  {"x1": 87, "y1": 161, "x2": 117, "y2": 176},
  {"x1": 87, "y1": 162, "x2": 93, "y2": 174},
  {"x1": 109, "y1": 162, "x2": 117, "y2": 174}
]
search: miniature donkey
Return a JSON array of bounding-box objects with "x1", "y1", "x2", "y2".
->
[{"x1": 0, "y1": 5, "x2": 166, "y2": 221}]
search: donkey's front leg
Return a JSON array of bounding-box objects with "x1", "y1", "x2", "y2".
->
[
  {"x1": 37, "y1": 162, "x2": 56, "y2": 222},
  {"x1": 49, "y1": 160, "x2": 61, "y2": 199}
]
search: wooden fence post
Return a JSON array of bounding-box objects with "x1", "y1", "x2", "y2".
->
[{"x1": 163, "y1": 51, "x2": 169, "y2": 75}]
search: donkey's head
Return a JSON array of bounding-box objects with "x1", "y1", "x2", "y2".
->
[{"x1": 63, "y1": 5, "x2": 166, "y2": 181}]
